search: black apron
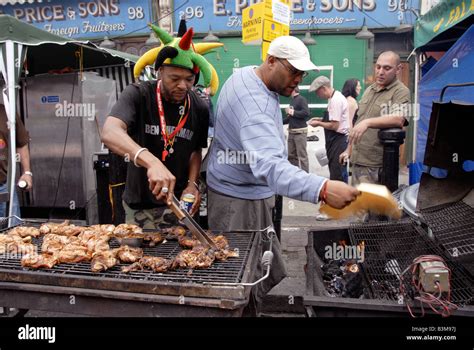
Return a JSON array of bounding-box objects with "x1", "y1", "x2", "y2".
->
[{"x1": 323, "y1": 110, "x2": 348, "y2": 182}]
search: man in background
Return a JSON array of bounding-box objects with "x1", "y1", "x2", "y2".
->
[
  {"x1": 284, "y1": 86, "x2": 309, "y2": 172},
  {"x1": 308, "y1": 76, "x2": 349, "y2": 183},
  {"x1": 339, "y1": 51, "x2": 410, "y2": 185}
]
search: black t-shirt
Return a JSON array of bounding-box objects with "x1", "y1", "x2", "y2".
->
[{"x1": 109, "y1": 81, "x2": 209, "y2": 209}]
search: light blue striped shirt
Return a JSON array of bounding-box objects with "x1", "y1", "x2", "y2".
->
[{"x1": 207, "y1": 66, "x2": 326, "y2": 203}]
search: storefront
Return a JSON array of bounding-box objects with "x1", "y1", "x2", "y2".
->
[
  {"x1": 0, "y1": 0, "x2": 159, "y2": 55},
  {"x1": 176, "y1": 0, "x2": 418, "y2": 115}
]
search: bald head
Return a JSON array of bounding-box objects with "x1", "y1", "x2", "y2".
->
[
  {"x1": 375, "y1": 51, "x2": 402, "y2": 87},
  {"x1": 379, "y1": 51, "x2": 401, "y2": 66}
]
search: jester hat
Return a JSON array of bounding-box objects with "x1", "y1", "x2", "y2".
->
[
  {"x1": 150, "y1": 23, "x2": 213, "y2": 87},
  {"x1": 134, "y1": 21, "x2": 223, "y2": 95}
]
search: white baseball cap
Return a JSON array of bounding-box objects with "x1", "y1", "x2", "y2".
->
[{"x1": 267, "y1": 36, "x2": 319, "y2": 72}]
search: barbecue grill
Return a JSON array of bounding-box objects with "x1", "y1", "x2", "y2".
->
[
  {"x1": 304, "y1": 223, "x2": 474, "y2": 317},
  {"x1": 0, "y1": 225, "x2": 265, "y2": 317},
  {"x1": 304, "y1": 87, "x2": 474, "y2": 317}
]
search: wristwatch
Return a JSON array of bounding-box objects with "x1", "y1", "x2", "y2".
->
[{"x1": 24, "y1": 171, "x2": 33, "y2": 177}]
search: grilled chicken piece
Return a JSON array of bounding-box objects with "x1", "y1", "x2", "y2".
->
[
  {"x1": 143, "y1": 232, "x2": 164, "y2": 247},
  {"x1": 139, "y1": 256, "x2": 171, "y2": 272},
  {"x1": 41, "y1": 234, "x2": 77, "y2": 254},
  {"x1": 214, "y1": 248, "x2": 240, "y2": 261},
  {"x1": 0, "y1": 233, "x2": 30, "y2": 245},
  {"x1": 0, "y1": 234, "x2": 35, "y2": 255},
  {"x1": 1, "y1": 242, "x2": 36, "y2": 256},
  {"x1": 39, "y1": 221, "x2": 69, "y2": 235},
  {"x1": 78, "y1": 230, "x2": 111, "y2": 243},
  {"x1": 178, "y1": 235, "x2": 198, "y2": 249},
  {"x1": 8, "y1": 226, "x2": 41, "y2": 238},
  {"x1": 85, "y1": 239, "x2": 110, "y2": 254},
  {"x1": 172, "y1": 246, "x2": 215, "y2": 269},
  {"x1": 56, "y1": 225, "x2": 86, "y2": 237},
  {"x1": 176, "y1": 233, "x2": 238, "y2": 262},
  {"x1": 89, "y1": 224, "x2": 115, "y2": 236},
  {"x1": 121, "y1": 256, "x2": 171, "y2": 273},
  {"x1": 41, "y1": 240, "x2": 64, "y2": 255},
  {"x1": 10, "y1": 242, "x2": 36, "y2": 256},
  {"x1": 76, "y1": 230, "x2": 111, "y2": 255},
  {"x1": 91, "y1": 250, "x2": 118, "y2": 272},
  {"x1": 114, "y1": 245, "x2": 143, "y2": 263},
  {"x1": 162, "y1": 226, "x2": 186, "y2": 240},
  {"x1": 113, "y1": 224, "x2": 143, "y2": 238},
  {"x1": 21, "y1": 253, "x2": 58, "y2": 269},
  {"x1": 39, "y1": 221, "x2": 85, "y2": 237},
  {"x1": 42, "y1": 233, "x2": 72, "y2": 245},
  {"x1": 178, "y1": 234, "x2": 230, "y2": 250},
  {"x1": 209, "y1": 235, "x2": 239, "y2": 260},
  {"x1": 121, "y1": 262, "x2": 143, "y2": 273},
  {"x1": 55, "y1": 245, "x2": 90, "y2": 264},
  {"x1": 212, "y1": 235, "x2": 230, "y2": 250}
]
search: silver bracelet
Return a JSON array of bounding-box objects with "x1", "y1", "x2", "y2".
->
[
  {"x1": 24, "y1": 171, "x2": 33, "y2": 177},
  {"x1": 133, "y1": 147, "x2": 148, "y2": 167},
  {"x1": 188, "y1": 180, "x2": 199, "y2": 189}
]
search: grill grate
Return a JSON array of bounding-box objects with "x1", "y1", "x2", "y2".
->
[
  {"x1": 0, "y1": 230, "x2": 255, "y2": 285},
  {"x1": 420, "y1": 201, "x2": 474, "y2": 259},
  {"x1": 349, "y1": 220, "x2": 473, "y2": 305}
]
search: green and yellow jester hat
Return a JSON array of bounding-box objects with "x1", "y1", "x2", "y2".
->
[
  {"x1": 152, "y1": 24, "x2": 212, "y2": 89},
  {"x1": 134, "y1": 22, "x2": 223, "y2": 96}
]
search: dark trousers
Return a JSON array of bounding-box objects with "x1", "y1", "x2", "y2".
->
[{"x1": 326, "y1": 132, "x2": 348, "y2": 182}]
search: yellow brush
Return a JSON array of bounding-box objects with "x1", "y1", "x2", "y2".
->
[{"x1": 320, "y1": 183, "x2": 402, "y2": 220}]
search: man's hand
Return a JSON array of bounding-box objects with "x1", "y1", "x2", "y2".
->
[
  {"x1": 19, "y1": 173, "x2": 33, "y2": 191},
  {"x1": 285, "y1": 107, "x2": 294, "y2": 116},
  {"x1": 147, "y1": 161, "x2": 176, "y2": 205},
  {"x1": 181, "y1": 182, "x2": 201, "y2": 216},
  {"x1": 339, "y1": 151, "x2": 350, "y2": 165},
  {"x1": 323, "y1": 180, "x2": 360, "y2": 209},
  {"x1": 349, "y1": 119, "x2": 369, "y2": 144},
  {"x1": 308, "y1": 118, "x2": 320, "y2": 127}
]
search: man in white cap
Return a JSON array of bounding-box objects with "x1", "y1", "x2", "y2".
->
[{"x1": 206, "y1": 36, "x2": 359, "y2": 302}]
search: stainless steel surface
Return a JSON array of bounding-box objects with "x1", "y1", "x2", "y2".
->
[
  {"x1": 24, "y1": 73, "x2": 83, "y2": 208},
  {"x1": 80, "y1": 72, "x2": 117, "y2": 223},
  {"x1": 169, "y1": 195, "x2": 217, "y2": 249},
  {"x1": 22, "y1": 73, "x2": 117, "y2": 222},
  {"x1": 400, "y1": 183, "x2": 419, "y2": 219}
]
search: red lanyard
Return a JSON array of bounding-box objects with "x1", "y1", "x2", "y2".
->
[{"x1": 156, "y1": 80, "x2": 190, "y2": 161}]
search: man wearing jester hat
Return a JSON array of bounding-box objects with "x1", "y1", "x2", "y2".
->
[{"x1": 102, "y1": 23, "x2": 218, "y2": 227}]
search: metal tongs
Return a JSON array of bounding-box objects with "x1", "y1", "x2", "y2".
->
[{"x1": 168, "y1": 195, "x2": 217, "y2": 249}]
